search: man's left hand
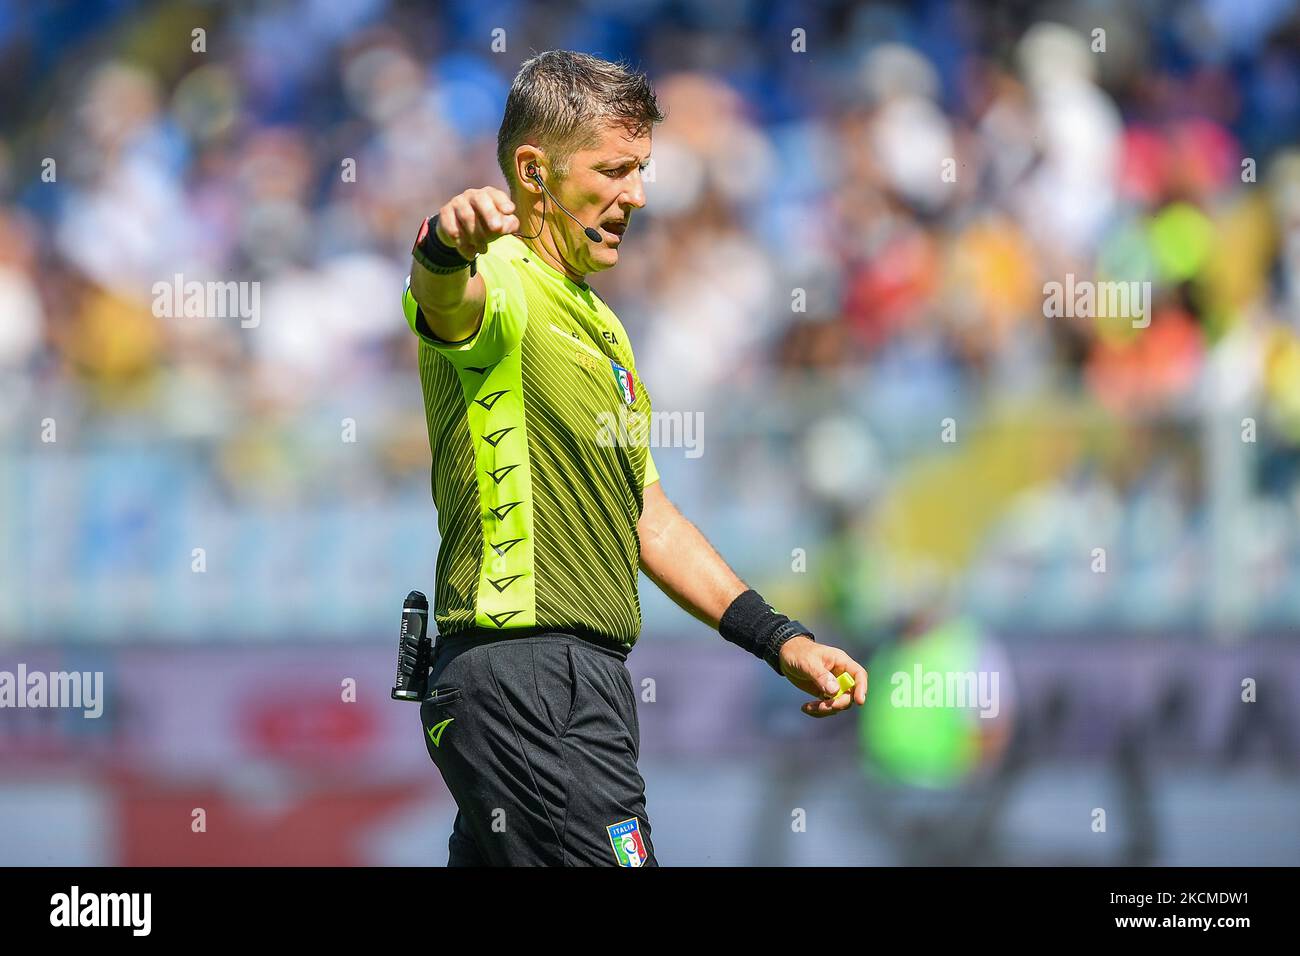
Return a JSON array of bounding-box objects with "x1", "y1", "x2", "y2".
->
[{"x1": 778, "y1": 636, "x2": 869, "y2": 718}]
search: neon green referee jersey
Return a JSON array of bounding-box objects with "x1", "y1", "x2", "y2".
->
[{"x1": 403, "y1": 233, "x2": 659, "y2": 650}]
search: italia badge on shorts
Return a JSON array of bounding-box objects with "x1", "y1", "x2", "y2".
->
[
  {"x1": 606, "y1": 817, "x2": 648, "y2": 866},
  {"x1": 610, "y1": 361, "x2": 635, "y2": 405}
]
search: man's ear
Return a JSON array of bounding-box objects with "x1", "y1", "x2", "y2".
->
[{"x1": 515, "y1": 146, "x2": 544, "y2": 193}]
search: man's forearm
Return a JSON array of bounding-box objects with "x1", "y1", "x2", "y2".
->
[
  {"x1": 410, "y1": 243, "x2": 483, "y2": 342},
  {"x1": 639, "y1": 493, "x2": 746, "y2": 629},
  {"x1": 411, "y1": 254, "x2": 472, "y2": 313}
]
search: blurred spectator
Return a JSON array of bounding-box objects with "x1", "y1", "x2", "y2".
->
[{"x1": 1, "y1": 0, "x2": 1298, "y2": 640}]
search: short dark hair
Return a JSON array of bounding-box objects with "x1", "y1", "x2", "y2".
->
[{"x1": 496, "y1": 50, "x2": 664, "y2": 192}]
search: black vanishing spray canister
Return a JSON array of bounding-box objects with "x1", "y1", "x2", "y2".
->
[{"x1": 390, "y1": 590, "x2": 432, "y2": 702}]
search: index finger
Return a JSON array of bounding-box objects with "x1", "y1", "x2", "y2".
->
[
  {"x1": 829, "y1": 655, "x2": 868, "y2": 706},
  {"x1": 849, "y1": 662, "x2": 868, "y2": 705},
  {"x1": 482, "y1": 186, "x2": 515, "y2": 214},
  {"x1": 468, "y1": 190, "x2": 506, "y2": 234}
]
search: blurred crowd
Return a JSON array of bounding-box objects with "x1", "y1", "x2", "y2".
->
[{"x1": 1, "y1": 0, "x2": 1299, "y2": 640}]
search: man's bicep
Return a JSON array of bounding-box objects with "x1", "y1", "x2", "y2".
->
[
  {"x1": 402, "y1": 254, "x2": 527, "y2": 368},
  {"x1": 407, "y1": 262, "x2": 486, "y2": 344},
  {"x1": 638, "y1": 479, "x2": 673, "y2": 549},
  {"x1": 404, "y1": 279, "x2": 484, "y2": 349}
]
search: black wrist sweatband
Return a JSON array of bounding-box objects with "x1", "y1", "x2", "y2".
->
[
  {"x1": 412, "y1": 216, "x2": 475, "y2": 276},
  {"x1": 719, "y1": 589, "x2": 814, "y2": 675}
]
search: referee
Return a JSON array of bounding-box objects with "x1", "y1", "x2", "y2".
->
[{"x1": 404, "y1": 50, "x2": 868, "y2": 866}]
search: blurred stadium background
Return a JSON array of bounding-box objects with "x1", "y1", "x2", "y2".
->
[{"x1": 2, "y1": 0, "x2": 1300, "y2": 865}]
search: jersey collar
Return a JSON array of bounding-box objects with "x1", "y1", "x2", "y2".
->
[{"x1": 514, "y1": 236, "x2": 592, "y2": 293}]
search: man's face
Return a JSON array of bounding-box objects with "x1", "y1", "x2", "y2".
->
[{"x1": 546, "y1": 122, "x2": 650, "y2": 275}]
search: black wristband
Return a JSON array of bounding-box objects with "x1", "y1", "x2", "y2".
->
[
  {"x1": 412, "y1": 216, "x2": 473, "y2": 275},
  {"x1": 718, "y1": 589, "x2": 814, "y2": 675}
]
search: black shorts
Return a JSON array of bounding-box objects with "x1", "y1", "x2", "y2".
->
[{"x1": 419, "y1": 629, "x2": 657, "y2": 866}]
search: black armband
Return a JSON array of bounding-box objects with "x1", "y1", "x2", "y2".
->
[
  {"x1": 412, "y1": 216, "x2": 475, "y2": 275},
  {"x1": 718, "y1": 589, "x2": 814, "y2": 675}
]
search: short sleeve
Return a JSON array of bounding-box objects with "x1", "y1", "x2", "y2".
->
[
  {"x1": 643, "y1": 448, "x2": 660, "y2": 488},
  {"x1": 403, "y1": 248, "x2": 528, "y2": 369}
]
